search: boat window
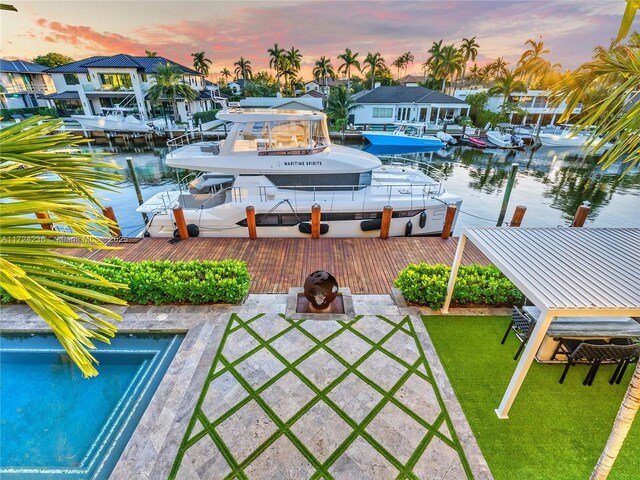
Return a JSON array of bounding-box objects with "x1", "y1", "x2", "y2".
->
[
  {"x1": 232, "y1": 122, "x2": 270, "y2": 152},
  {"x1": 270, "y1": 121, "x2": 310, "y2": 150}
]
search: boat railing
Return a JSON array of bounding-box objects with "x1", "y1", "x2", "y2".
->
[
  {"x1": 377, "y1": 155, "x2": 445, "y2": 182},
  {"x1": 167, "y1": 132, "x2": 204, "y2": 152}
]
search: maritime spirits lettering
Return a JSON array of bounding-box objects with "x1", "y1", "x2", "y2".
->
[{"x1": 283, "y1": 161, "x2": 323, "y2": 166}]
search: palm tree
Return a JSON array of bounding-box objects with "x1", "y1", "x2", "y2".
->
[
  {"x1": 391, "y1": 56, "x2": 405, "y2": 79},
  {"x1": 401, "y1": 51, "x2": 414, "y2": 76},
  {"x1": 516, "y1": 36, "x2": 559, "y2": 86},
  {"x1": 312, "y1": 56, "x2": 336, "y2": 103},
  {"x1": 423, "y1": 40, "x2": 445, "y2": 83},
  {"x1": 267, "y1": 43, "x2": 285, "y2": 94},
  {"x1": 279, "y1": 58, "x2": 297, "y2": 96},
  {"x1": 337, "y1": 48, "x2": 361, "y2": 92},
  {"x1": 219, "y1": 67, "x2": 231, "y2": 84},
  {"x1": 467, "y1": 63, "x2": 482, "y2": 85},
  {"x1": 191, "y1": 51, "x2": 212, "y2": 78},
  {"x1": 0, "y1": 116, "x2": 126, "y2": 377},
  {"x1": 459, "y1": 36, "x2": 480, "y2": 89},
  {"x1": 145, "y1": 50, "x2": 157, "y2": 57},
  {"x1": 233, "y1": 57, "x2": 253, "y2": 81},
  {"x1": 488, "y1": 70, "x2": 527, "y2": 110},
  {"x1": 490, "y1": 57, "x2": 510, "y2": 78},
  {"x1": 147, "y1": 63, "x2": 199, "y2": 123},
  {"x1": 363, "y1": 52, "x2": 386, "y2": 89},
  {"x1": 325, "y1": 85, "x2": 362, "y2": 135},
  {"x1": 439, "y1": 45, "x2": 464, "y2": 93}
]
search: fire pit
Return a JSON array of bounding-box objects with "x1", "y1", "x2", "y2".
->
[{"x1": 285, "y1": 271, "x2": 355, "y2": 320}]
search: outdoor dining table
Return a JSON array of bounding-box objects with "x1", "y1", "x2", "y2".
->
[{"x1": 522, "y1": 305, "x2": 640, "y2": 362}]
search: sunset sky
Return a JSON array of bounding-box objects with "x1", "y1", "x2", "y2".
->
[{"x1": 1, "y1": 0, "x2": 637, "y2": 79}]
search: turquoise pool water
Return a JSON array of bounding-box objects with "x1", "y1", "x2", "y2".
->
[{"x1": 0, "y1": 333, "x2": 183, "y2": 479}]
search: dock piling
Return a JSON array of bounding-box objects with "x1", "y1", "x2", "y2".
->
[
  {"x1": 442, "y1": 205, "x2": 457, "y2": 239},
  {"x1": 572, "y1": 204, "x2": 590, "y2": 227},
  {"x1": 246, "y1": 206, "x2": 257, "y2": 240},
  {"x1": 380, "y1": 205, "x2": 393, "y2": 239},
  {"x1": 172, "y1": 207, "x2": 189, "y2": 240},
  {"x1": 102, "y1": 207, "x2": 122, "y2": 237},
  {"x1": 496, "y1": 163, "x2": 519, "y2": 227},
  {"x1": 126, "y1": 156, "x2": 148, "y2": 223},
  {"x1": 510, "y1": 206, "x2": 527, "y2": 227},
  {"x1": 311, "y1": 204, "x2": 321, "y2": 239}
]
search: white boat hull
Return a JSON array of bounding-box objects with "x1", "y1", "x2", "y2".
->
[
  {"x1": 72, "y1": 115, "x2": 153, "y2": 133},
  {"x1": 538, "y1": 134, "x2": 589, "y2": 147}
]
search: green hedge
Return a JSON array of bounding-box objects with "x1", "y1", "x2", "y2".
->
[
  {"x1": 0, "y1": 107, "x2": 58, "y2": 119},
  {"x1": 193, "y1": 109, "x2": 220, "y2": 126},
  {"x1": 395, "y1": 264, "x2": 522, "y2": 309},
  {"x1": 1, "y1": 258, "x2": 250, "y2": 305}
]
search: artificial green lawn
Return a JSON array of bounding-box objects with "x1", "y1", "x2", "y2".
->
[{"x1": 424, "y1": 315, "x2": 639, "y2": 480}]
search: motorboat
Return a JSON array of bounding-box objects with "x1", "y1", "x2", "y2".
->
[
  {"x1": 537, "y1": 124, "x2": 600, "y2": 148},
  {"x1": 436, "y1": 130, "x2": 457, "y2": 145},
  {"x1": 72, "y1": 107, "x2": 153, "y2": 133},
  {"x1": 138, "y1": 105, "x2": 462, "y2": 237},
  {"x1": 486, "y1": 126, "x2": 525, "y2": 150},
  {"x1": 361, "y1": 122, "x2": 445, "y2": 148}
]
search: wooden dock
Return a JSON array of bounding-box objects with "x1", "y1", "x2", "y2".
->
[{"x1": 75, "y1": 237, "x2": 489, "y2": 294}]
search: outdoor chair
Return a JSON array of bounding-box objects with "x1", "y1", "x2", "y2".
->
[
  {"x1": 559, "y1": 342, "x2": 639, "y2": 386},
  {"x1": 501, "y1": 307, "x2": 536, "y2": 360}
]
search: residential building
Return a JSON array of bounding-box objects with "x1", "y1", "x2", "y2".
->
[
  {"x1": 0, "y1": 59, "x2": 56, "y2": 109},
  {"x1": 454, "y1": 88, "x2": 582, "y2": 125},
  {"x1": 239, "y1": 96, "x2": 323, "y2": 111},
  {"x1": 397, "y1": 74, "x2": 424, "y2": 87},
  {"x1": 351, "y1": 86, "x2": 469, "y2": 127},
  {"x1": 43, "y1": 54, "x2": 216, "y2": 121},
  {"x1": 227, "y1": 79, "x2": 245, "y2": 95},
  {"x1": 304, "y1": 78, "x2": 348, "y2": 97}
]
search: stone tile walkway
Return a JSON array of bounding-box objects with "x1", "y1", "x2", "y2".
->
[{"x1": 170, "y1": 313, "x2": 472, "y2": 479}]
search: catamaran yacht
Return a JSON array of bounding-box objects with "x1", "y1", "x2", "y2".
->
[{"x1": 138, "y1": 105, "x2": 462, "y2": 237}]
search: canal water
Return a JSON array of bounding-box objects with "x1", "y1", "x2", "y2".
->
[{"x1": 89, "y1": 142, "x2": 640, "y2": 236}]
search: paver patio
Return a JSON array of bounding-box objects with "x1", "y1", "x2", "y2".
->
[{"x1": 170, "y1": 313, "x2": 473, "y2": 479}]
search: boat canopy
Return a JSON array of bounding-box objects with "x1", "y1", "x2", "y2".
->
[{"x1": 217, "y1": 109, "x2": 326, "y2": 123}]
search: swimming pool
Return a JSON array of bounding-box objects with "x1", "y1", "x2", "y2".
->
[{"x1": 0, "y1": 333, "x2": 183, "y2": 480}]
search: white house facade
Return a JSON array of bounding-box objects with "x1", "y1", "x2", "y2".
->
[
  {"x1": 454, "y1": 88, "x2": 582, "y2": 125},
  {"x1": 44, "y1": 54, "x2": 216, "y2": 122},
  {"x1": 0, "y1": 59, "x2": 56, "y2": 109},
  {"x1": 352, "y1": 86, "x2": 470, "y2": 127}
]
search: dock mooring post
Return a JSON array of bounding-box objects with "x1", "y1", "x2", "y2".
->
[
  {"x1": 380, "y1": 205, "x2": 393, "y2": 239},
  {"x1": 102, "y1": 207, "x2": 122, "y2": 237},
  {"x1": 441, "y1": 205, "x2": 457, "y2": 239},
  {"x1": 35, "y1": 212, "x2": 53, "y2": 230},
  {"x1": 572, "y1": 203, "x2": 590, "y2": 227},
  {"x1": 172, "y1": 207, "x2": 189, "y2": 240},
  {"x1": 496, "y1": 163, "x2": 519, "y2": 227},
  {"x1": 510, "y1": 205, "x2": 527, "y2": 227},
  {"x1": 126, "y1": 156, "x2": 148, "y2": 223},
  {"x1": 246, "y1": 206, "x2": 257, "y2": 240},
  {"x1": 311, "y1": 204, "x2": 321, "y2": 239}
]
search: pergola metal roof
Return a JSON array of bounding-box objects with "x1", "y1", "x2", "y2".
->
[{"x1": 442, "y1": 227, "x2": 640, "y2": 418}]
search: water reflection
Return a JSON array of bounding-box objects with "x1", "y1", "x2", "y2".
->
[{"x1": 82, "y1": 141, "x2": 639, "y2": 234}]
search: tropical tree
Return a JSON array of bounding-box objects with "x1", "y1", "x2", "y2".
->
[
  {"x1": 439, "y1": 45, "x2": 464, "y2": 93},
  {"x1": 233, "y1": 57, "x2": 253, "y2": 81},
  {"x1": 467, "y1": 63, "x2": 483, "y2": 85},
  {"x1": 312, "y1": 56, "x2": 336, "y2": 103},
  {"x1": 0, "y1": 116, "x2": 126, "y2": 377},
  {"x1": 391, "y1": 56, "x2": 405, "y2": 79},
  {"x1": 401, "y1": 51, "x2": 414, "y2": 76},
  {"x1": 145, "y1": 50, "x2": 157, "y2": 57},
  {"x1": 267, "y1": 43, "x2": 286, "y2": 94},
  {"x1": 490, "y1": 57, "x2": 510, "y2": 78},
  {"x1": 516, "y1": 36, "x2": 560, "y2": 86},
  {"x1": 219, "y1": 67, "x2": 232, "y2": 84},
  {"x1": 459, "y1": 36, "x2": 480, "y2": 89},
  {"x1": 337, "y1": 48, "x2": 361, "y2": 92},
  {"x1": 423, "y1": 40, "x2": 444, "y2": 78},
  {"x1": 147, "y1": 63, "x2": 199, "y2": 123},
  {"x1": 32, "y1": 52, "x2": 74, "y2": 68},
  {"x1": 488, "y1": 70, "x2": 527, "y2": 110},
  {"x1": 325, "y1": 86, "x2": 362, "y2": 134},
  {"x1": 362, "y1": 52, "x2": 386, "y2": 89},
  {"x1": 191, "y1": 51, "x2": 212, "y2": 78}
]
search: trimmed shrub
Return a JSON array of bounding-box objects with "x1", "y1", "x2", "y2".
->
[
  {"x1": 395, "y1": 263, "x2": 522, "y2": 309},
  {"x1": 1, "y1": 258, "x2": 250, "y2": 305},
  {"x1": 193, "y1": 109, "x2": 220, "y2": 127},
  {"x1": 0, "y1": 107, "x2": 58, "y2": 119}
]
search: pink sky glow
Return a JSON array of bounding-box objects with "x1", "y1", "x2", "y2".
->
[{"x1": 1, "y1": 0, "x2": 638, "y2": 80}]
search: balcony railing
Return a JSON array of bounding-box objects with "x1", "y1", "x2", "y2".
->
[
  {"x1": 2, "y1": 82, "x2": 51, "y2": 93},
  {"x1": 82, "y1": 84, "x2": 134, "y2": 92}
]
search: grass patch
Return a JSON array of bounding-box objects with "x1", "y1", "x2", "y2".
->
[{"x1": 424, "y1": 315, "x2": 639, "y2": 480}]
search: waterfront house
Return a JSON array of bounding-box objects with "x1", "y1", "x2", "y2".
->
[
  {"x1": 43, "y1": 54, "x2": 216, "y2": 122},
  {"x1": 304, "y1": 78, "x2": 348, "y2": 97},
  {"x1": 0, "y1": 59, "x2": 56, "y2": 109},
  {"x1": 397, "y1": 74, "x2": 424, "y2": 87},
  {"x1": 454, "y1": 88, "x2": 582, "y2": 125},
  {"x1": 351, "y1": 86, "x2": 470, "y2": 128},
  {"x1": 239, "y1": 96, "x2": 323, "y2": 111},
  {"x1": 227, "y1": 79, "x2": 245, "y2": 95}
]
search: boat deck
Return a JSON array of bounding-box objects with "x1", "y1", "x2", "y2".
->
[{"x1": 73, "y1": 237, "x2": 489, "y2": 294}]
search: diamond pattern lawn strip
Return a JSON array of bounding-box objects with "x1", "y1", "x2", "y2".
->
[
  {"x1": 195, "y1": 410, "x2": 246, "y2": 480},
  {"x1": 403, "y1": 413, "x2": 447, "y2": 476},
  {"x1": 169, "y1": 313, "x2": 261, "y2": 479}
]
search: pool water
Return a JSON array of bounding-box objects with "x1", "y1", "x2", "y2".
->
[{"x1": 0, "y1": 333, "x2": 183, "y2": 479}]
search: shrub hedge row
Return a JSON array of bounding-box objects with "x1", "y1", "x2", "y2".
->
[
  {"x1": 395, "y1": 263, "x2": 522, "y2": 309},
  {"x1": 1, "y1": 258, "x2": 251, "y2": 305},
  {"x1": 0, "y1": 107, "x2": 58, "y2": 119},
  {"x1": 193, "y1": 109, "x2": 220, "y2": 126}
]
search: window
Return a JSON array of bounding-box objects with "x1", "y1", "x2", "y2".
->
[
  {"x1": 64, "y1": 74, "x2": 79, "y2": 85},
  {"x1": 86, "y1": 73, "x2": 91, "y2": 82},
  {"x1": 99, "y1": 73, "x2": 133, "y2": 90},
  {"x1": 140, "y1": 73, "x2": 147, "y2": 82},
  {"x1": 373, "y1": 107, "x2": 393, "y2": 118}
]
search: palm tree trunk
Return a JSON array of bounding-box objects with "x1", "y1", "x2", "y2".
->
[
  {"x1": 591, "y1": 362, "x2": 640, "y2": 480},
  {"x1": 371, "y1": 67, "x2": 375, "y2": 90},
  {"x1": 441, "y1": 77, "x2": 446, "y2": 92}
]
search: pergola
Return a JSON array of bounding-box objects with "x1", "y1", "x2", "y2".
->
[{"x1": 442, "y1": 227, "x2": 640, "y2": 419}]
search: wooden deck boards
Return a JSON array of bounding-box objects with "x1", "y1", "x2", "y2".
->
[{"x1": 72, "y1": 237, "x2": 489, "y2": 294}]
